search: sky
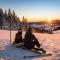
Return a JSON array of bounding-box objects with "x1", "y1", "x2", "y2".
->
[{"x1": 0, "y1": 0, "x2": 60, "y2": 21}]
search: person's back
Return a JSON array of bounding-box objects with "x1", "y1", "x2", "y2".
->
[
  {"x1": 13, "y1": 29, "x2": 23, "y2": 44},
  {"x1": 24, "y1": 31, "x2": 33, "y2": 48},
  {"x1": 24, "y1": 27, "x2": 40, "y2": 49}
]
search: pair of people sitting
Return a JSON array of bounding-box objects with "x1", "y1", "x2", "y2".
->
[{"x1": 13, "y1": 27, "x2": 41, "y2": 49}]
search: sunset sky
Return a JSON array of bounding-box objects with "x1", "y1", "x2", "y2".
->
[{"x1": 0, "y1": 0, "x2": 60, "y2": 22}]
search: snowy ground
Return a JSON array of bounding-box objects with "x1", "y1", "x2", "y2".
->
[{"x1": 0, "y1": 30, "x2": 60, "y2": 60}]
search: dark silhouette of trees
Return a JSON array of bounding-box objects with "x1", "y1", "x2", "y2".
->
[
  {"x1": 8, "y1": 9, "x2": 12, "y2": 29},
  {"x1": 0, "y1": 8, "x2": 3, "y2": 29},
  {"x1": 4, "y1": 10, "x2": 8, "y2": 21},
  {"x1": 0, "y1": 8, "x2": 20, "y2": 30}
]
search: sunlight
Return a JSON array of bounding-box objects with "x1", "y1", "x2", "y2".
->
[
  {"x1": 47, "y1": 17, "x2": 52, "y2": 24},
  {"x1": 48, "y1": 17, "x2": 52, "y2": 22}
]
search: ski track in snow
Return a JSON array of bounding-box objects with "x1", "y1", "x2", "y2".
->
[{"x1": 0, "y1": 30, "x2": 60, "y2": 60}]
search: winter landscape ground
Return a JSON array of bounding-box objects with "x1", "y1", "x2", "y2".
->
[{"x1": 0, "y1": 30, "x2": 60, "y2": 60}]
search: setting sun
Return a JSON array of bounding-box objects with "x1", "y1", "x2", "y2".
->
[
  {"x1": 48, "y1": 17, "x2": 52, "y2": 22},
  {"x1": 47, "y1": 17, "x2": 52, "y2": 24}
]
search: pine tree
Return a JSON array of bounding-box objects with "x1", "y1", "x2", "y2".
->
[
  {"x1": 8, "y1": 8, "x2": 12, "y2": 29},
  {"x1": 8, "y1": 9, "x2": 12, "y2": 17},
  {"x1": 22, "y1": 16, "x2": 27, "y2": 30},
  {"x1": 3, "y1": 10, "x2": 8, "y2": 29},
  {"x1": 0, "y1": 8, "x2": 3, "y2": 29},
  {"x1": 12, "y1": 10, "x2": 16, "y2": 22},
  {"x1": 12, "y1": 10, "x2": 20, "y2": 29},
  {"x1": 12, "y1": 10, "x2": 16, "y2": 29},
  {"x1": 13, "y1": 10, "x2": 15, "y2": 17},
  {"x1": 4, "y1": 10, "x2": 7, "y2": 21}
]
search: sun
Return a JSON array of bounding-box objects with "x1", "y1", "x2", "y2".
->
[
  {"x1": 48, "y1": 17, "x2": 52, "y2": 22},
  {"x1": 47, "y1": 17, "x2": 52, "y2": 24}
]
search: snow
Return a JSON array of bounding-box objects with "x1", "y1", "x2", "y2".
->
[{"x1": 0, "y1": 30, "x2": 60, "y2": 60}]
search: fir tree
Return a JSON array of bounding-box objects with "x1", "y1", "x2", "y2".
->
[{"x1": 0, "y1": 8, "x2": 3, "y2": 29}]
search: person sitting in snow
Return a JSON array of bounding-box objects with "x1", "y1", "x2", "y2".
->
[
  {"x1": 24, "y1": 27, "x2": 41, "y2": 49},
  {"x1": 13, "y1": 28, "x2": 23, "y2": 45}
]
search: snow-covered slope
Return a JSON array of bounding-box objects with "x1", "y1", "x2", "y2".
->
[{"x1": 0, "y1": 30, "x2": 60, "y2": 60}]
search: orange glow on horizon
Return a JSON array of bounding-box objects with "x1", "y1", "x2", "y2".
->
[{"x1": 19, "y1": 16, "x2": 60, "y2": 22}]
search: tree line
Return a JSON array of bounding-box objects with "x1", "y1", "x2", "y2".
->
[{"x1": 0, "y1": 8, "x2": 20, "y2": 30}]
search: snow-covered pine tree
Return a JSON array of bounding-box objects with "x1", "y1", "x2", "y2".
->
[{"x1": 0, "y1": 8, "x2": 3, "y2": 29}]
